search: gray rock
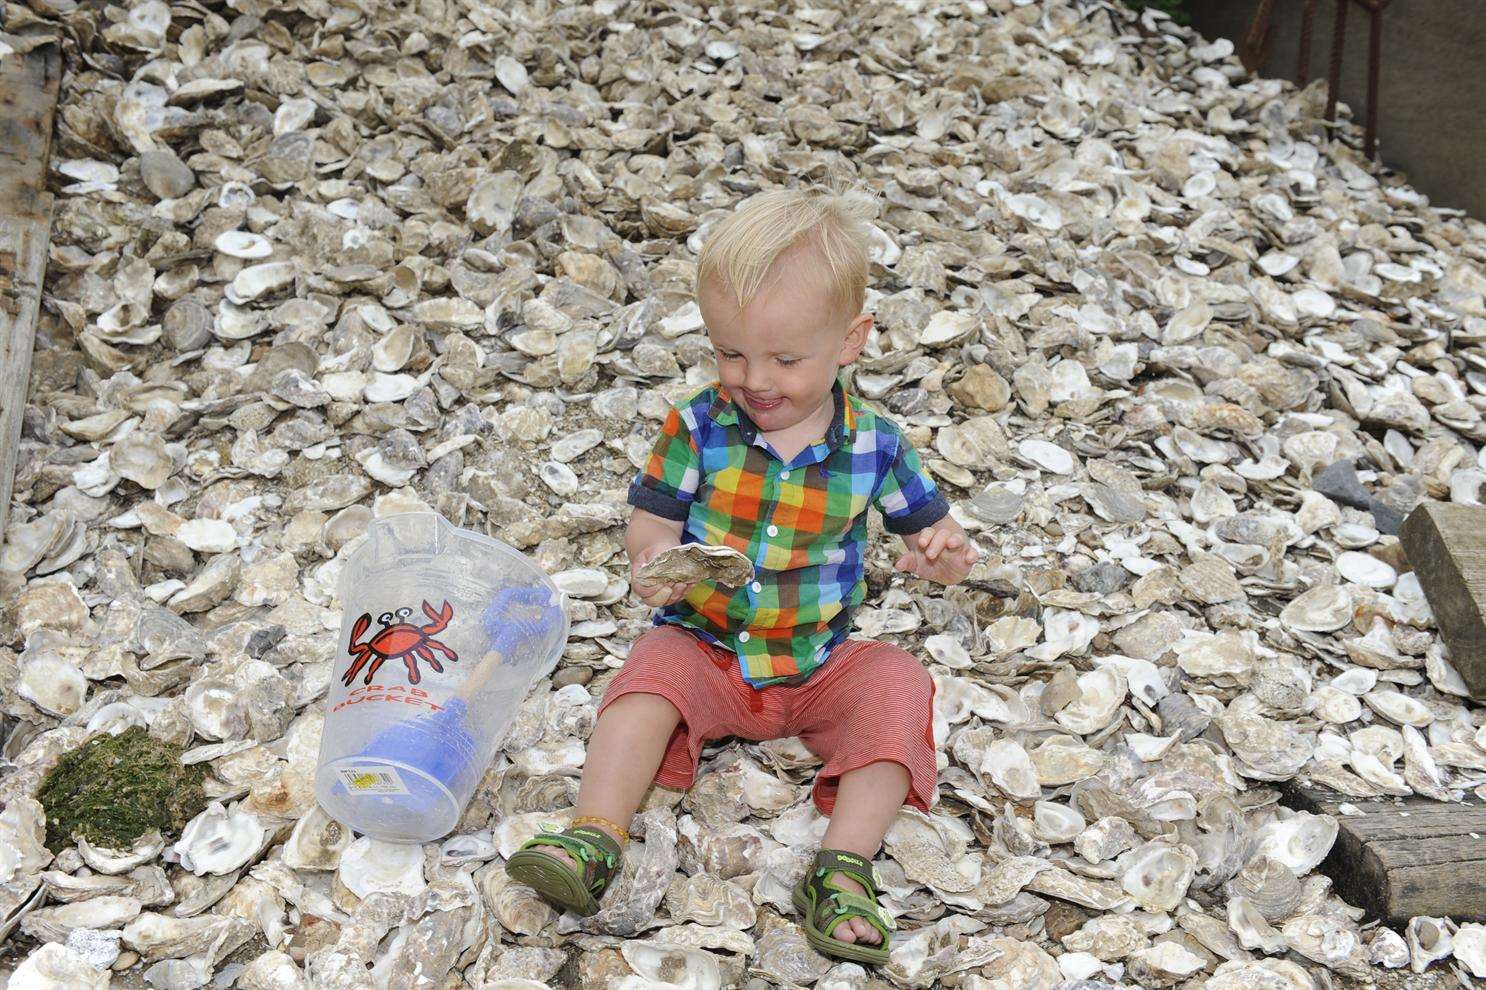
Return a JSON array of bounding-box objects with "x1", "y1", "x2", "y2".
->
[
  {"x1": 1370, "y1": 502, "x2": 1406, "y2": 535},
  {"x1": 553, "y1": 666, "x2": 593, "y2": 688},
  {"x1": 1071, "y1": 561, "x2": 1130, "y2": 596},
  {"x1": 139, "y1": 150, "x2": 196, "y2": 200},
  {"x1": 1313, "y1": 458, "x2": 1407, "y2": 533},
  {"x1": 1312, "y1": 459, "x2": 1371, "y2": 509},
  {"x1": 246, "y1": 625, "x2": 287, "y2": 659}
]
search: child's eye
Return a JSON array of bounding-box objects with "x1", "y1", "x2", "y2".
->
[
  {"x1": 777, "y1": 357, "x2": 800, "y2": 366},
  {"x1": 719, "y1": 352, "x2": 741, "y2": 361}
]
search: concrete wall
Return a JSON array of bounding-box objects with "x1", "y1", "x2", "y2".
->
[{"x1": 1188, "y1": 0, "x2": 1486, "y2": 219}]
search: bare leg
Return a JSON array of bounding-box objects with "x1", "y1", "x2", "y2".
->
[
  {"x1": 816, "y1": 761, "x2": 910, "y2": 946},
  {"x1": 534, "y1": 692, "x2": 681, "y2": 873}
]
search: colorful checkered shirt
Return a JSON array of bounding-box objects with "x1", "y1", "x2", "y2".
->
[{"x1": 627, "y1": 380, "x2": 948, "y2": 688}]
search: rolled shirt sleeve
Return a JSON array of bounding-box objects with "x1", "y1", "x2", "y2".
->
[
  {"x1": 872, "y1": 431, "x2": 949, "y2": 535},
  {"x1": 627, "y1": 404, "x2": 702, "y2": 521}
]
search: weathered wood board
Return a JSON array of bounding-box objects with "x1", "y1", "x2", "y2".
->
[
  {"x1": 1282, "y1": 781, "x2": 1486, "y2": 922},
  {"x1": 1399, "y1": 501, "x2": 1486, "y2": 700},
  {"x1": 0, "y1": 39, "x2": 61, "y2": 540}
]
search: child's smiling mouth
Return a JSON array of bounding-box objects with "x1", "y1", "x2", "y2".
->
[{"x1": 743, "y1": 391, "x2": 785, "y2": 411}]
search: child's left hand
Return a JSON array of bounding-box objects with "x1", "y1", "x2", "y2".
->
[{"x1": 894, "y1": 523, "x2": 981, "y2": 585}]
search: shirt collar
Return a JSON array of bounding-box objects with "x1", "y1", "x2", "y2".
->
[{"x1": 709, "y1": 379, "x2": 856, "y2": 451}]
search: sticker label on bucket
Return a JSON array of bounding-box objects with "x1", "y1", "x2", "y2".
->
[{"x1": 336, "y1": 766, "x2": 410, "y2": 796}]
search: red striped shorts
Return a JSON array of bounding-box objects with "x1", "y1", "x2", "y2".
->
[{"x1": 596, "y1": 625, "x2": 938, "y2": 816}]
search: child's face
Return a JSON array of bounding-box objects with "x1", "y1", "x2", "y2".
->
[{"x1": 699, "y1": 248, "x2": 871, "y2": 434}]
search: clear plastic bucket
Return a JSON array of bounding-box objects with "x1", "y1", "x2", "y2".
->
[{"x1": 314, "y1": 512, "x2": 568, "y2": 843}]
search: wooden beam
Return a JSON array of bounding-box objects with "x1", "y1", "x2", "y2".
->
[
  {"x1": 0, "y1": 39, "x2": 61, "y2": 541},
  {"x1": 1399, "y1": 501, "x2": 1486, "y2": 701},
  {"x1": 1283, "y1": 781, "x2": 1486, "y2": 923}
]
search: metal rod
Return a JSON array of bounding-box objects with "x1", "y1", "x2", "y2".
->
[
  {"x1": 1242, "y1": 0, "x2": 1279, "y2": 72},
  {"x1": 1298, "y1": 0, "x2": 1318, "y2": 79},
  {"x1": 1326, "y1": 0, "x2": 1348, "y2": 123},
  {"x1": 1365, "y1": 2, "x2": 1383, "y2": 159}
]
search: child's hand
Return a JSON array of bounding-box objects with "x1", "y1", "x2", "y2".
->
[
  {"x1": 894, "y1": 526, "x2": 981, "y2": 585},
  {"x1": 630, "y1": 542, "x2": 696, "y2": 607}
]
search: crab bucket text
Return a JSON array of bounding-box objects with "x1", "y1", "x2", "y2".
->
[{"x1": 331, "y1": 684, "x2": 444, "y2": 714}]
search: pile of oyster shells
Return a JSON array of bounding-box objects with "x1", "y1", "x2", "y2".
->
[{"x1": 4, "y1": 0, "x2": 1486, "y2": 985}]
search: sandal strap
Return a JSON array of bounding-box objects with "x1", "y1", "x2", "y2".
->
[
  {"x1": 564, "y1": 824, "x2": 624, "y2": 860},
  {"x1": 822, "y1": 890, "x2": 895, "y2": 940},
  {"x1": 812, "y1": 848, "x2": 880, "y2": 896},
  {"x1": 807, "y1": 848, "x2": 896, "y2": 936},
  {"x1": 520, "y1": 825, "x2": 624, "y2": 892}
]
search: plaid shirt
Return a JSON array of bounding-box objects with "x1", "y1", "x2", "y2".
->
[{"x1": 628, "y1": 380, "x2": 948, "y2": 687}]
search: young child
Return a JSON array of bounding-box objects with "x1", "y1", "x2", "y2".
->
[{"x1": 506, "y1": 188, "x2": 980, "y2": 964}]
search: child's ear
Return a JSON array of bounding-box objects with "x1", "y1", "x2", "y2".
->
[{"x1": 839, "y1": 313, "x2": 873, "y2": 365}]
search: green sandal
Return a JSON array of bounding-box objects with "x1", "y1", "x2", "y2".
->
[
  {"x1": 791, "y1": 848, "x2": 895, "y2": 965},
  {"x1": 504, "y1": 823, "x2": 624, "y2": 916}
]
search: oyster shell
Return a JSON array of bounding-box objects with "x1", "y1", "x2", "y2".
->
[
  {"x1": 1118, "y1": 843, "x2": 1196, "y2": 912},
  {"x1": 982, "y1": 739, "x2": 1041, "y2": 801},
  {"x1": 1031, "y1": 802, "x2": 1086, "y2": 845},
  {"x1": 1254, "y1": 813, "x2": 1339, "y2": 874},
  {"x1": 281, "y1": 806, "x2": 352, "y2": 871},
  {"x1": 1406, "y1": 915, "x2": 1453, "y2": 973},
  {"x1": 336, "y1": 838, "x2": 426, "y2": 900},
  {"x1": 619, "y1": 940, "x2": 724, "y2": 990},
  {"x1": 8, "y1": 942, "x2": 111, "y2": 989},
  {"x1": 1054, "y1": 669, "x2": 1127, "y2": 735},
  {"x1": 174, "y1": 802, "x2": 266, "y2": 876},
  {"x1": 636, "y1": 544, "x2": 754, "y2": 588},
  {"x1": 1453, "y1": 922, "x2": 1486, "y2": 977},
  {"x1": 1282, "y1": 914, "x2": 1371, "y2": 978},
  {"x1": 1368, "y1": 926, "x2": 1410, "y2": 968},
  {"x1": 78, "y1": 831, "x2": 165, "y2": 875}
]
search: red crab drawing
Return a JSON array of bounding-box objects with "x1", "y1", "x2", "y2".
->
[{"x1": 343, "y1": 599, "x2": 458, "y2": 686}]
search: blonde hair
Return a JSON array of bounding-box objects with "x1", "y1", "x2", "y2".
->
[{"x1": 696, "y1": 187, "x2": 877, "y2": 320}]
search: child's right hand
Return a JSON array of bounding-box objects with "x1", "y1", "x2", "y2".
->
[{"x1": 630, "y1": 542, "x2": 696, "y2": 607}]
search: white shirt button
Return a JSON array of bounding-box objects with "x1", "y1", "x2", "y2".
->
[
  {"x1": 751, "y1": 581, "x2": 762, "y2": 592},
  {"x1": 780, "y1": 470, "x2": 790, "y2": 480},
  {"x1": 766, "y1": 524, "x2": 779, "y2": 537},
  {"x1": 738, "y1": 631, "x2": 750, "y2": 643}
]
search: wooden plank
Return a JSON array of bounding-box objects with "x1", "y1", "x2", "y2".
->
[
  {"x1": 1282, "y1": 780, "x2": 1486, "y2": 922},
  {"x1": 1399, "y1": 501, "x2": 1486, "y2": 700},
  {"x1": 1360, "y1": 855, "x2": 1486, "y2": 922},
  {"x1": 0, "y1": 38, "x2": 60, "y2": 217},
  {"x1": 1342, "y1": 809, "x2": 1486, "y2": 839},
  {"x1": 0, "y1": 39, "x2": 61, "y2": 541},
  {"x1": 1369, "y1": 834, "x2": 1486, "y2": 869}
]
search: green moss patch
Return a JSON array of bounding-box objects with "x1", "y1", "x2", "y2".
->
[{"x1": 36, "y1": 726, "x2": 207, "y2": 853}]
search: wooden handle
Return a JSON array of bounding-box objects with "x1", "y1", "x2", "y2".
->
[{"x1": 455, "y1": 649, "x2": 504, "y2": 701}]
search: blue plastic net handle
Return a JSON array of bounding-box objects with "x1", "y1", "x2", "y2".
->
[{"x1": 480, "y1": 586, "x2": 563, "y2": 657}]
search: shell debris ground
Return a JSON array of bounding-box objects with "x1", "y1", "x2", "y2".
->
[{"x1": 2, "y1": 0, "x2": 1486, "y2": 986}]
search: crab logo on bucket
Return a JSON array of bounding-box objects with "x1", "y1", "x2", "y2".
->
[{"x1": 343, "y1": 599, "x2": 458, "y2": 687}]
